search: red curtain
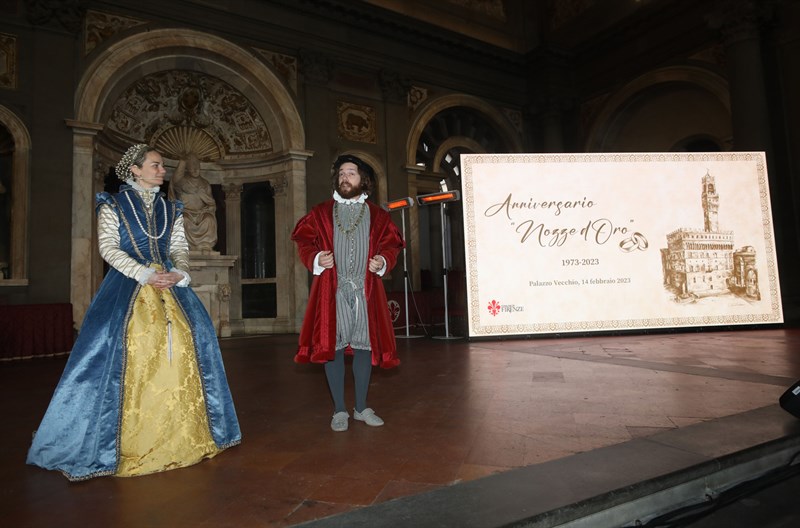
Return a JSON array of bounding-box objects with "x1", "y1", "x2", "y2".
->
[{"x1": 0, "y1": 304, "x2": 74, "y2": 360}]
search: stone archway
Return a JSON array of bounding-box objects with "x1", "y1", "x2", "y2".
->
[
  {"x1": 405, "y1": 94, "x2": 523, "y2": 168},
  {"x1": 584, "y1": 65, "x2": 731, "y2": 152},
  {"x1": 0, "y1": 104, "x2": 31, "y2": 285},
  {"x1": 403, "y1": 94, "x2": 523, "y2": 292},
  {"x1": 69, "y1": 28, "x2": 309, "y2": 333}
]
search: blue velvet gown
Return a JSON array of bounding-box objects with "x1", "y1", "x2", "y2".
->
[{"x1": 26, "y1": 187, "x2": 241, "y2": 481}]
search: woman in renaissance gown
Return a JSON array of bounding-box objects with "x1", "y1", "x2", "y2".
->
[{"x1": 26, "y1": 144, "x2": 241, "y2": 481}]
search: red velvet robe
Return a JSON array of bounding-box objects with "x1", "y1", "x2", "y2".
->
[{"x1": 291, "y1": 199, "x2": 404, "y2": 368}]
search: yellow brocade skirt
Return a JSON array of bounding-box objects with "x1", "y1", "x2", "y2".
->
[{"x1": 116, "y1": 283, "x2": 221, "y2": 477}]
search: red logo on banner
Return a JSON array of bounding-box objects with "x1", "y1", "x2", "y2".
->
[{"x1": 487, "y1": 300, "x2": 501, "y2": 316}]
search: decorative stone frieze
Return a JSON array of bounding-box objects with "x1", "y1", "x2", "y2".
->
[
  {"x1": 270, "y1": 176, "x2": 288, "y2": 196},
  {"x1": 379, "y1": 69, "x2": 411, "y2": 103},
  {"x1": 408, "y1": 86, "x2": 428, "y2": 112},
  {"x1": 0, "y1": 33, "x2": 16, "y2": 90},
  {"x1": 337, "y1": 101, "x2": 377, "y2": 144},
  {"x1": 298, "y1": 49, "x2": 333, "y2": 85},
  {"x1": 26, "y1": 0, "x2": 84, "y2": 33},
  {"x1": 84, "y1": 10, "x2": 147, "y2": 55},
  {"x1": 254, "y1": 49, "x2": 298, "y2": 94},
  {"x1": 106, "y1": 70, "x2": 273, "y2": 158},
  {"x1": 708, "y1": 0, "x2": 776, "y2": 46}
]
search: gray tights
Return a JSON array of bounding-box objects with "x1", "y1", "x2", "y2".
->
[{"x1": 324, "y1": 348, "x2": 372, "y2": 414}]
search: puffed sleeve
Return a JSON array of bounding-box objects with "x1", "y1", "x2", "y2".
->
[{"x1": 168, "y1": 213, "x2": 192, "y2": 286}]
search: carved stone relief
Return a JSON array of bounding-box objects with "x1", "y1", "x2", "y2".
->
[
  {"x1": 84, "y1": 9, "x2": 147, "y2": 55},
  {"x1": 379, "y1": 69, "x2": 411, "y2": 103},
  {"x1": 270, "y1": 176, "x2": 288, "y2": 196},
  {"x1": 254, "y1": 48, "x2": 298, "y2": 94},
  {"x1": 0, "y1": 33, "x2": 16, "y2": 90},
  {"x1": 298, "y1": 49, "x2": 333, "y2": 85},
  {"x1": 408, "y1": 86, "x2": 428, "y2": 112},
  {"x1": 337, "y1": 101, "x2": 376, "y2": 144},
  {"x1": 106, "y1": 70, "x2": 273, "y2": 158},
  {"x1": 26, "y1": 0, "x2": 84, "y2": 33}
]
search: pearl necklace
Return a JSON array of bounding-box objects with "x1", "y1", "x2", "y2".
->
[{"x1": 125, "y1": 190, "x2": 168, "y2": 240}]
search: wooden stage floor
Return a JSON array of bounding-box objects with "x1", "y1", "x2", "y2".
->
[{"x1": 2, "y1": 328, "x2": 799, "y2": 527}]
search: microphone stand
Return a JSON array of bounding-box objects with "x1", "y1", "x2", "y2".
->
[
  {"x1": 396, "y1": 207, "x2": 422, "y2": 339},
  {"x1": 433, "y1": 202, "x2": 460, "y2": 340}
]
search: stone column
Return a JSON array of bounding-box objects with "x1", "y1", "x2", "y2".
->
[
  {"x1": 271, "y1": 175, "x2": 291, "y2": 327},
  {"x1": 710, "y1": 1, "x2": 774, "y2": 153},
  {"x1": 66, "y1": 119, "x2": 104, "y2": 329},
  {"x1": 709, "y1": 0, "x2": 797, "y2": 317},
  {"x1": 285, "y1": 151, "x2": 312, "y2": 333},
  {"x1": 223, "y1": 182, "x2": 243, "y2": 332},
  {"x1": 405, "y1": 165, "x2": 424, "y2": 291}
]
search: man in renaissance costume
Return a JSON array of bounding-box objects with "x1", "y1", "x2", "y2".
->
[{"x1": 291, "y1": 154, "x2": 403, "y2": 432}]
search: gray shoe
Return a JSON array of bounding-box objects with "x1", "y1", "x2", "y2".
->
[
  {"x1": 353, "y1": 408, "x2": 384, "y2": 427},
  {"x1": 331, "y1": 411, "x2": 349, "y2": 432}
]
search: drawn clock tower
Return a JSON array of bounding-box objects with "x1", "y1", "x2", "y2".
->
[{"x1": 702, "y1": 170, "x2": 719, "y2": 232}]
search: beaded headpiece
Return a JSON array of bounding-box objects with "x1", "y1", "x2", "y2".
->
[{"x1": 115, "y1": 143, "x2": 151, "y2": 182}]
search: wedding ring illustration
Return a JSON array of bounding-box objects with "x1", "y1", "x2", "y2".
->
[{"x1": 619, "y1": 232, "x2": 649, "y2": 252}]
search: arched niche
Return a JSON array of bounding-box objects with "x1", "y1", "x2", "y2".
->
[
  {"x1": 403, "y1": 94, "x2": 523, "y2": 293},
  {"x1": 69, "y1": 28, "x2": 309, "y2": 332},
  {"x1": 584, "y1": 66, "x2": 731, "y2": 152},
  {"x1": 0, "y1": 104, "x2": 31, "y2": 285},
  {"x1": 406, "y1": 94, "x2": 523, "y2": 170}
]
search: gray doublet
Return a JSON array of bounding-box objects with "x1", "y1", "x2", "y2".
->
[{"x1": 333, "y1": 202, "x2": 371, "y2": 351}]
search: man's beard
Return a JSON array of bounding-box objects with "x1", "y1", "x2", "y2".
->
[{"x1": 337, "y1": 181, "x2": 363, "y2": 199}]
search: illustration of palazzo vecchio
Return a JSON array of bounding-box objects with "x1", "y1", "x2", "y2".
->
[{"x1": 661, "y1": 171, "x2": 761, "y2": 302}]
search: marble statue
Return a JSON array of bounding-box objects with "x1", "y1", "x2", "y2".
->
[{"x1": 169, "y1": 153, "x2": 217, "y2": 251}]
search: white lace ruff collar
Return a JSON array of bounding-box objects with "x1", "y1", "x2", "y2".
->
[
  {"x1": 126, "y1": 178, "x2": 160, "y2": 197},
  {"x1": 333, "y1": 190, "x2": 367, "y2": 204}
]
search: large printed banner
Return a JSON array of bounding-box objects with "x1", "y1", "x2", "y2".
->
[{"x1": 461, "y1": 152, "x2": 783, "y2": 337}]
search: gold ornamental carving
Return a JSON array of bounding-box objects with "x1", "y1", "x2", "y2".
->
[{"x1": 337, "y1": 102, "x2": 376, "y2": 144}]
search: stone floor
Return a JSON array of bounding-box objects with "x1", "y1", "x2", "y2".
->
[{"x1": 2, "y1": 328, "x2": 799, "y2": 527}]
